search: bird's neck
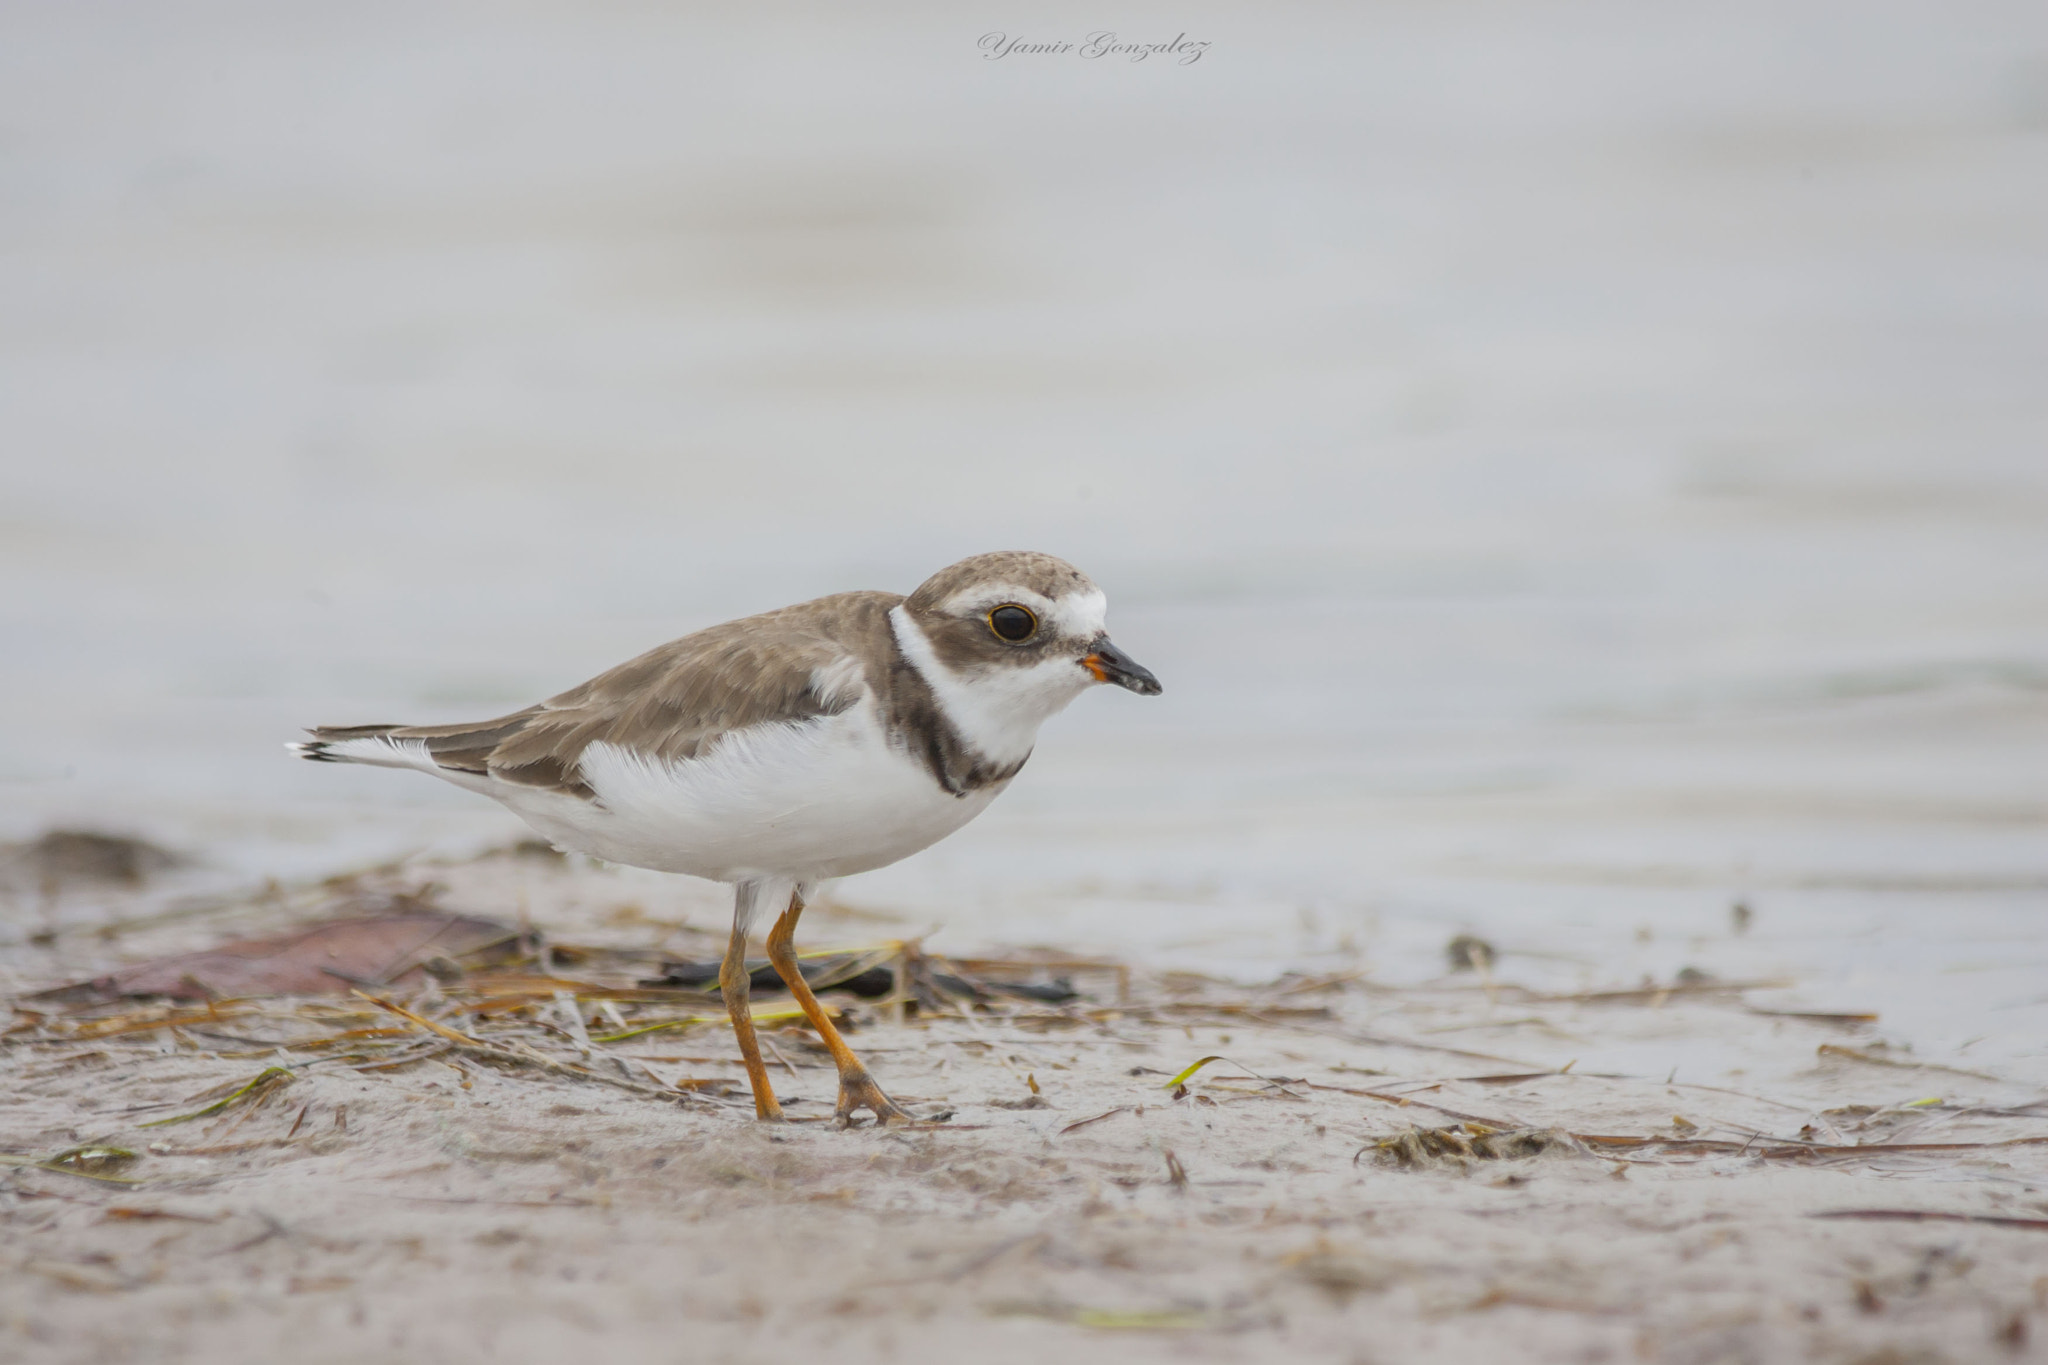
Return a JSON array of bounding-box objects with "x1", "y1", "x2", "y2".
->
[{"x1": 887, "y1": 605, "x2": 1084, "y2": 767}]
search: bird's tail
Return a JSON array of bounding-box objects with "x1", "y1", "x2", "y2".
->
[
  {"x1": 290, "y1": 723, "x2": 434, "y2": 770},
  {"x1": 290, "y1": 712, "x2": 543, "y2": 779}
]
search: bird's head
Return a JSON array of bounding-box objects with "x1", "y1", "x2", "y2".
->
[{"x1": 892, "y1": 550, "x2": 1161, "y2": 762}]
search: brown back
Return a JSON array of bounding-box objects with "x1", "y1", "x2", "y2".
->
[{"x1": 312, "y1": 592, "x2": 905, "y2": 799}]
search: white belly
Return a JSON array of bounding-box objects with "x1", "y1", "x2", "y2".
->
[{"x1": 482, "y1": 703, "x2": 1003, "y2": 882}]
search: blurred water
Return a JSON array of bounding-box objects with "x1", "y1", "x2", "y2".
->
[{"x1": 3, "y1": 4, "x2": 2045, "y2": 1074}]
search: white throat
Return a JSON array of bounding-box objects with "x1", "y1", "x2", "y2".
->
[{"x1": 888, "y1": 604, "x2": 1092, "y2": 766}]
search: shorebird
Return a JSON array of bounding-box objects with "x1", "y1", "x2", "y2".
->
[{"x1": 292, "y1": 551, "x2": 1161, "y2": 1124}]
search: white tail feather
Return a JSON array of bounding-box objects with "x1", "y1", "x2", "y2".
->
[{"x1": 289, "y1": 735, "x2": 439, "y2": 771}]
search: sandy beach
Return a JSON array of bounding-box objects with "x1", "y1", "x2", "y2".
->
[{"x1": 5, "y1": 845, "x2": 2046, "y2": 1364}]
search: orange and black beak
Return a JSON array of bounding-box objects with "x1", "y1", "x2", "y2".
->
[{"x1": 1080, "y1": 638, "x2": 1162, "y2": 695}]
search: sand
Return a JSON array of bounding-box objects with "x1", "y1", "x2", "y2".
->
[{"x1": 5, "y1": 849, "x2": 2045, "y2": 1365}]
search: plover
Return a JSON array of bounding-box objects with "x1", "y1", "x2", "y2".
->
[{"x1": 293, "y1": 551, "x2": 1160, "y2": 1124}]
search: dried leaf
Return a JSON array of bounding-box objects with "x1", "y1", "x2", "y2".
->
[{"x1": 34, "y1": 914, "x2": 520, "y2": 1003}]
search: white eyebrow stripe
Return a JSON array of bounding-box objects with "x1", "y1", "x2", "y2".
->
[{"x1": 937, "y1": 583, "x2": 1050, "y2": 617}]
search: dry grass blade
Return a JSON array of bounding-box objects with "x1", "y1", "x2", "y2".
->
[
  {"x1": 1574, "y1": 1133, "x2": 2048, "y2": 1160},
  {"x1": 1160, "y1": 1054, "x2": 1307, "y2": 1098},
  {"x1": 1357, "y1": 1122, "x2": 2048, "y2": 1170},
  {"x1": 61, "y1": 1005, "x2": 262, "y2": 1040},
  {"x1": 140, "y1": 1066, "x2": 295, "y2": 1128},
  {"x1": 1060, "y1": 1106, "x2": 1133, "y2": 1135},
  {"x1": 1307, "y1": 1082, "x2": 1521, "y2": 1130},
  {"x1": 587, "y1": 1001, "x2": 825, "y2": 1044},
  {"x1": 1515, "y1": 979, "x2": 1791, "y2": 1005},
  {"x1": 1815, "y1": 1044, "x2": 2007, "y2": 1082},
  {"x1": 101, "y1": 1207, "x2": 217, "y2": 1223},
  {"x1": 1321, "y1": 1030, "x2": 1542, "y2": 1067},
  {"x1": 795, "y1": 942, "x2": 905, "y2": 991},
  {"x1": 1152, "y1": 1003, "x2": 1335, "y2": 1021},
  {"x1": 0, "y1": 1144, "x2": 144, "y2": 1184},
  {"x1": 1747, "y1": 1008, "x2": 1879, "y2": 1025},
  {"x1": 349, "y1": 990, "x2": 479, "y2": 1044},
  {"x1": 448, "y1": 975, "x2": 720, "y2": 1006},
  {"x1": 350, "y1": 989, "x2": 703, "y2": 1105},
  {"x1": 588, "y1": 1018, "x2": 708, "y2": 1043},
  {"x1": 1809, "y1": 1209, "x2": 2048, "y2": 1232},
  {"x1": 1067, "y1": 1308, "x2": 1206, "y2": 1330},
  {"x1": 349, "y1": 1042, "x2": 455, "y2": 1072}
]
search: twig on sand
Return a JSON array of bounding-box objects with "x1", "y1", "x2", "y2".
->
[
  {"x1": 1307, "y1": 1082, "x2": 1522, "y2": 1130},
  {"x1": 1815, "y1": 1044, "x2": 2008, "y2": 1084},
  {"x1": 349, "y1": 990, "x2": 700, "y2": 1106},
  {"x1": 1811, "y1": 1209, "x2": 2048, "y2": 1232},
  {"x1": 1575, "y1": 1133, "x2": 2048, "y2": 1161},
  {"x1": 1060, "y1": 1106, "x2": 1134, "y2": 1135}
]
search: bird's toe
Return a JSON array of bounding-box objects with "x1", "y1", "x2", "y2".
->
[{"x1": 834, "y1": 1068, "x2": 913, "y2": 1127}]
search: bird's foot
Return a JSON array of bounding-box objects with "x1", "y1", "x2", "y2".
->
[{"x1": 834, "y1": 1067, "x2": 913, "y2": 1127}]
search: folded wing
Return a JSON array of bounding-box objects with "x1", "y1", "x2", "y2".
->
[{"x1": 296, "y1": 592, "x2": 901, "y2": 799}]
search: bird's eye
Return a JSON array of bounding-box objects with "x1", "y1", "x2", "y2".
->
[{"x1": 988, "y1": 604, "x2": 1038, "y2": 642}]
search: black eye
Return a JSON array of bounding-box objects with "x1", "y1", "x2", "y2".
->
[{"x1": 988, "y1": 604, "x2": 1038, "y2": 642}]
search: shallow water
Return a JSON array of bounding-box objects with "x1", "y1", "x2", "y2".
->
[{"x1": 4, "y1": 5, "x2": 2045, "y2": 1080}]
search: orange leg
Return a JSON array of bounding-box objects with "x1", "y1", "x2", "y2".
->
[
  {"x1": 720, "y1": 912, "x2": 782, "y2": 1121},
  {"x1": 764, "y1": 889, "x2": 912, "y2": 1126}
]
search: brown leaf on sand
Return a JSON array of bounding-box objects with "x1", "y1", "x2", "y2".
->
[{"x1": 30, "y1": 914, "x2": 522, "y2": 1003}]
